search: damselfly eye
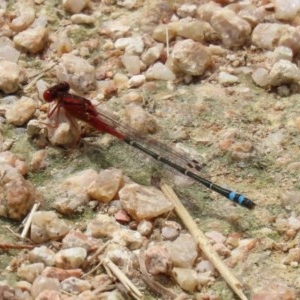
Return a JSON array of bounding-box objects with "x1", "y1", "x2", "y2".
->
[{"x1": 43, "y1": 82, "x2": 71, "y2": 102}]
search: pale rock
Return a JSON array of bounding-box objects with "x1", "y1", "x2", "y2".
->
[
  {"x1": 5, "y1": 96, "x2": 37, "y2": 126},
  {"x1": 30, "y1": 211, "x2": 70, "y2": 243},
  {"x1": 14, "y1": 26, "x2": 48, "y2": 54},
  {"x1": 268, "y1": 59, "x2": 300, "y2": 86},
  {"x1": 53, "y1": 169, "x2": 98, "y2": 214},
  {"x1": 62, "y1": 229, "x2": 95, "y2": 251},
  {"x1": 288, "y1": 216, "x2": 300, "y2": 231},
  {"x1": 56, "y1": 54, "x2": 96, "y2": 92},
  {"x1": 112, "y1": 228, "x2": 143, "y2": 250},
  {"x1": 197, "y1": 2, "x2": 221, "y2": 22},
  {"x1": 124, "y1": 104, "x2": 157, "y2": 135},
  {"x1": 145, "y1": 62, "x2": 176, "y2": 81},
  {"x1": 251, "y1": 23, "x2": 294, "y2": 51},
  {"x1": 31, "y1": 276, "x2": 60, "y2": 299},
  {"x1": 0, "y1": 45, "x2": 20, "y2": 62},
  {"x1": 172, "y1": 268, "x2": 198, "y2": 292},
  {"x1": 113, "y1": 73, "x2": 128, "y2": 90},
  {"x1": 137, "y1": 220, "x2": 153, "y2": 236},
  {"x1": 35, "y1": 290, "x2": 62, "y2": 300},
  {"x1": 252, "y1": 68, "x2": 270, "y2": 87},
  {"x1": 161, "y1": 220, "x2": 181, "y2": 240},
  {"x1": 141, "y1": 44, "x2": 163, "y2": 66},
  {"x1": 152, "y1": 24, "x2": 176, "y2": 43},
  {"x1": 170, "y1": 19, "x2": 218, "y2": 43},
  {"x1": 0, "y1": 163, "x2": 36, "y2": 220},
  {"x1": 30, "y1": 149, "x2": 47, "y2": 171},
  {"x1": 0, "y1": 151, "x2": 28, "y2": 176},
  {"x1": 0, "y1": 60, "x2": 22, "y2": 93},
  {"x1": 119, "y1": 183, "x2": 174, "y2": 220},
  {"x1": 117, "y1": 0, "x2": 137, "y2": 9},
  {"x1": 29, "y1": 246, "x2": 56, "y2": 266},
  {"x1": 213, "y1": 243, "x2": 231, "y2": 258},
  {"x1": 61, "y1": 277, "x2": 91, "y2": 294},
  {"x1": 218, "y1": 71, "x2": 239, "y2": 86},
  {"x1": 283, "y1": 247, "x2": 300, "y2": 265},
  {"x1": 171, "y1": 39, "x2": 212, "y2": 76},
  {"x1": 17, "y1": 263, "x2": 45, "y2": 283},
  {"x1": 62, "y1": 0, "x2": 88, "y2": 14},
  {"x1": 144, "y1": 244, "x2": 172, "y2": 275},
  {"x1": 104, "y1": 244, "x2": 137, "y2": 275},
  {"x1": 252, "y1": 282, "x2": 297, "y2": 300},
  {"x1": 14, "y1": 281, "x2": 32, "y2": 299},
  {"x1": 85, "y1": 213, "x2": 120, "y2": 238},
  {"x1": 197, "y1": 271, "x2": 216, "y2": 287},
  {"x1": 101, "y1": 21, "x2": 130, "y2": 39},
  {"x1": 128, "y1": 74, "x2": 146, "y2": 88},
  {"x1": 121, "y1": 54, "x2": 141, "y2": 75},
  {"x1": 177, "y1": 4, "x2": 197, "y2": 18},
  {"x1": 87, "y1": 168, "x2": 123, "y2": 203},
  {"x1": 70, "y1": 13, "x2": 96, "y2": 24},
  {"x1": 10, "y1": 2, "x2": 35, "y2": 32},
  {"x1": 238, "y1": 5, "x2": 265, "y2": 27},
  {"x1": 195, "y1": 260, "x2": 215, "y2": 274},
  {"x1": 273, "y1": 46, "x2": 293, "y2": 62},
  {"x1": 114, "y1": 37, "x2": 144, "y2": 54},
  {"x1": 55, "y1": 247, "x2": 87, "y2": 269},
  {"x1": 166, "y1": 233, "x2": 198, "y2": 268},
  {"x1": 210, "y1": 9, "x2": 251, "y2": 48},
  {"x1": 42, "y1": 267, "x2": 83, "y2": 282},
  {"x1": 274, "y1": 0, "x2": 300, "y2": 21}
]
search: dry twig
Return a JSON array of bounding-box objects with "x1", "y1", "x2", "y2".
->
[{"x1": 160, "y1": 183, "x2": 249, "y2": 300}]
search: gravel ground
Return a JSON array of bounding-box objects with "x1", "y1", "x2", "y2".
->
[{"x1": 0, "y1": 0, "x2": 300, "y2": 299}]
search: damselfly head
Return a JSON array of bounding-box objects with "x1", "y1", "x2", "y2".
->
[{"x1": 43, "y1": 81, "x2": 70, "y2": 102}]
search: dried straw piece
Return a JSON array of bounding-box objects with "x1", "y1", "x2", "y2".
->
[
  {"x1": 21, "y1": 203, "x2": 40, "y2": 239},
  {"x1": 103, "y1": 257, "x2": 143, "y2": 300},
  {"x1": 160, "y1": 183, "x2": 249, "y2": 300}
]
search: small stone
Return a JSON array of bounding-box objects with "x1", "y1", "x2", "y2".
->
[
  {"x1": 115, "y1": 209, "x2": 131, "y2": 223},
  {"x1": 119, "y1": 183, "x2": 174, "y2": 220},
  {"x1": 124, "y1": 104, "x2": 157, "y2": 135},
  {"x1": 128, "y1": 74, "x2": 146, "y2": 88},
  {"x1": 13, "y1": 26, "x2": 48, "y2": 54},
  {"x1": 42, "y1": 267, "x2": 83, "y2": 281},
  {"x1": 17, "y1": 263, "x2": 45, "y2": 283},
  {"x1": 0, "y1": 45, "x2": 20, "y2": 63},
  {"x1": 172, "y1": 268, "x2": 198, "y2": 292},
  {"x1": 121, "y1": 55, "x2": 141, "y2": 75},
  {"x1": 145, "y1": 62, "x2": 176, "y2": 81},
  {"x1": 252, "y1": 282, "x2": 297, "y2": 300},
  {"x1": 252, "y1": 23, "x2": 294, "y2": 51},
  {"x1": 30, "y1": 211, "x2": 70, "y2": 243},
  {"x1": 87, "y1": 168, "x2": 123, "y2": 203},
  {"x1": 288, "y1": 216, "x2": 300, "y2": 231},
  {"x1": 10, "y1": 4, "x2": 35, "y2": 32},
  {"x1": 274, "y1": 0, "x2": 300, "y2": 21},
  {"x1": 35, "y1": 290, "x2": 62, "y2": 300},
  {"x1": 152, "y1": 24, "x2": 176, "y2": 43},
  {"x1": 210, "y1": 9, "x2": 251, "y2": 48},
  {"x1": 5, "y1": 97, "x2": 37, "y2": 126},
  {"x1": 62, "y1": 0, "x2": 88, "y2": 13},
  {"x1": 252, "y1": 68, "x2": 270, "y2": 87},
  {"x1": 197, "y1": 2, "x2": 221, "y2": 22},
  {"x1": 85, "y1": 213, "x2": 120, "y2": 238},
  {"x1": 29, "y1": 246, "x2": 56, "y2": 266},
  {"x1": 170, "y1": 19, "x2": 218, "y2": 43},
  {"x1": 62, "y1": 229, "x2": 94, "y2": 251},
  {"x1": 161, "y1": 220, "x2": 181, "y2": 240},
  {"x1": 0, "y1": 60, "x2": 22, "y2": 93},
  {"x1": 218, "y1": 71, "x2": 239, "y2": 86},
  {"x1": 195, "y1": 260, "x2": 215, "y2": 274},
  {"x1": 114, "y1": 37, "x2": 144, "y2": 54},
  {"x1": 171, "y1": 39, "x2": 212, "y2": 76},
  {"x1": 30, "y1": 150, "x2": 47, "y2": 171},
  {"x1": 31, "y1": 276, "x2": 60, "y2": 299},
  {"x1": 137, "y1": 220, "x2": 153, "y2": 236},
  {"x1": 166, "y1": 233, "x2": 198, "y2": 268},
  {"x1": 205, "y1": 231, "x2": 226, "y2": 244},
  {"x1": 70, "y1": 14, "x2": 96, "y2": 24},
  {"x1": 112, "y1": 229, "x2": 143, "y2": 250},
  {"x1": 0, "y1": 163, "x2": 36, "y2": 220},
  {"x1": 144, "y1": 245, "x2": 172, "y2": 275},
  {"x1": 55, "y1": 247, "x2": 87, "y2": 269},
  {"x1": 273, "y1": 46, "x2": 293, "y2": 62},
  {"x1": 117, "y1": 0, "x2": 137, "y2": 9},
  {"x1": 141, "y1": 44, "x2": 163, "y2": 66},
  {"x1": 269, "y1": 59, "x2": 300, "y2": 86},
  {"x1": 177, "y1": 4, "x2": 197, "y2": 18},
  {"x1": 56, "y1": 53, "x2": 96, "y2": 92},
  {"x1": 61, "y1": 277, "x2": 91, "y2": 294}
]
